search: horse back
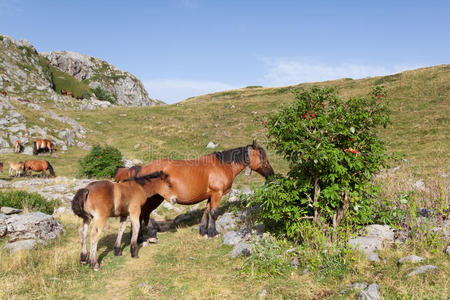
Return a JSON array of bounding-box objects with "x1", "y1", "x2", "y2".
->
[{"x1": 85, "y1": 181, "x2": 116, "y2": 216}]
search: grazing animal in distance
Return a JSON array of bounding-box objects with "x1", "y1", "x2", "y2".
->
[
  {"x1": 114, "y1": 166, "x2": 142, "y2": 182},
  {"x1": 23, "y1": 160, "x2": 55, "y2": 178},
  {"x1": 61, "y1": 89, "x2": 67, "y2": 95},
  {"x1": 76, "y1": 95, "x2": 83, "y2": 100},
  {"x1": 14, "y1": 140, "x2": 24, "y2": 153},
  {"x1": 67, "y1": 91, "x2": 73, "y2": 97},
  {"x1": 9, "y1": 161, "x2": 24, "y2": 177},
  {"x1": 72, "y1": 171, "x2": 177, "y2": 271},
  {"x1": 135, "y1": 140, "x2": 274, "y2": 243},
  {"x1": 33, "y1": 139, "x2": 56, "y2": 155}
]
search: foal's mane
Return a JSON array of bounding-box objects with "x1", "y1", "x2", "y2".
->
[{"x1": 124, "y1": 171, "x2": 170, "y2": 186}]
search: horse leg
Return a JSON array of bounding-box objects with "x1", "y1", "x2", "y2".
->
[
  {"x1": 129, "y1": 213, "x2": 140, "y2": 258},
  {"x1": 199, "y1": 199, "x2": 211, "y2": 236},
  {"x1": 89, "y1": 216, "x2": 106, "y2": 271},
  {"x1": 114, "y1": 216, "x2": 127, "y2": 256},
  {"x1": 207, "y1": 192, "x2": 223, "y2": 238},
  {"x1": 79, "y1": 219, "x2": 90, "y2": 263},
  {"x1": 141, "y1": 195, "x2": 164, "y2": 244}
]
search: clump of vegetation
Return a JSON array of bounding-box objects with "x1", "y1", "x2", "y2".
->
[
  {"x1": 0, "y1": 35, "x2": 4, "y2": 41},
  {"x1": 248, "y1": 86, "x2": 392, "y2": 241},
  {"x1": 93, "y1": 86, "x2": 117, "y2": 104},
  {"x1": 0, "y1": 190, "x2": 59, "y2": 214},
  {"x1": 79, "y1": 145, "x2": 123, "y2": 178}
]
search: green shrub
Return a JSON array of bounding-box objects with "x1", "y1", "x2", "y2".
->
[
  {"x1": 0, "y1": 190, "x2": 59, "y2": 214},
  {"x1": 79, "y1": 145, "x2": 123, "y2": 178},
  {"x1": 81, "y1": 91, "x2": 91, "y2": 99},
  {"x1": 0, "y1": 36, "x2": 4, "y2": 41},
  {"x1": 93, "y1": 86, "x2": 116, "y2": 104},
  {"x1": 249, "y1": 86, "x2": 391, "y2": 241}
]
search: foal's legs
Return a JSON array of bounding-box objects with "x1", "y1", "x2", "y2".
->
[
  {"x1": 207, "y1": 192, "x2": 223, "y2": 237},
  {"x1": 199, "y1": 199, "x2": 211, "y2": 236},
  {"x1": 79, "y1": 219, "x2": 90, "y2": 263},
  {"x1": 89, "y1": 216, "x2": 107, "y2": 271},
  {"x1": 114, "y1": 216, "x2": 128, "y2": 256},
  {"x1": 129, "y1": 213, "x2": 141, "y2": 258}
]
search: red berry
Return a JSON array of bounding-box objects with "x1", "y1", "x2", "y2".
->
[
  {"x1": 351, "y1": 149, "x2": 357, "y2": 154},
  {"x1": 302, "y1": 113, "x2": 306, "y2": 118},
  {"x1": 378, "y1": 94, "x2": 382, "y2": 98},
  {"x1": 308, "y1": 117, "x2": 312, "y2": 120},
  {"x1": 321, "y1": 102, "x2": 325, "y2": 107},
  {"x1": 310, "y1": 112, "x2": 315, "y2": 118}
]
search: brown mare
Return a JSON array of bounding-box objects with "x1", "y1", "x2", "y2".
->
[
  {"x1": 136, "y1": 141, "x2": 274, "y2": 241},
  {"x1": 23, "y1": 160, "x2": 55, "y2": 177},
  {"x1": 71, "y1": 171, "x2": 177, "y2": 271},
  {"x1": 9, "y1": 161, "x2": 24, "y2": 177},
  {"x1": 33, "y1": 139, "x2": 56, "y2": 155},
  {"x1": 114, "y1": 165, "x2": 142, "y2": 182},
  {"x1": 14, "y1": 140, "x2": 24, "y2": 153}
]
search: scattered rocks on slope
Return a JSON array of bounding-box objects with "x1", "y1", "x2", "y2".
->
[
  {"x1": 1, "y1": 207, "x2": 23, "y2": 215},
  {"x1": 216, "y1": 212, "x2": 238, "y2": 233},
  {"x1": 232, "y1": 242, "x2": 252, "y2": 258},
  {"x1": 349, "y1": 224, "x2": 395, "y2": 260},
  {"x1": 407, "y1": 265, "x2": 438, "y2": 277},
  {"x1": 398, "y1": 255, "x2": 423, "y2": 264},
  {"x1": 358, "y1": 283, "x2": 380, "y2": 300},
  {"x1": 222, "y1": 230, "x2": 243, "y2": 245}
]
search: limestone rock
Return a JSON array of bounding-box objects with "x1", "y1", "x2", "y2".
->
[
  {"x1": 1, "y1": 207, "x2": 23, "y2": 215},
  {"x1": 216, "y1": 212, "x2": 238, "y2": 233},
  {"x1": 222, "y1": 231, "x2": 242, "y2": 245},
  {"x1": 232, "y1": 242, "x2": 251, "y2": 258},
  {"x1": 398, "y1": 255, "x2": 423, "y2": 264},
  {"x1": 4, "y1": 239, "x2": 38, "y2": 253},
  {"x1": 358, "y1": 283, "x2": 380, "y2": 300},
  {"x1": 5, "y1": 212, "x2": 65, "y2": 242},
  {"x1": 407, "y1": 265, "x2": 438, "y2": 277}
]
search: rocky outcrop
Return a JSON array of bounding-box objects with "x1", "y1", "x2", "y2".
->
[{"x1": 41, "y1": 51, "x2": 161, "y2": 106}]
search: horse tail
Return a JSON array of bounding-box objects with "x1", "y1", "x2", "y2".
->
[
  {"x1": 46, "y1": 161, "x2": 56, "y2": 177},
  {"x1": 72, "y1": 188, "x2": 91, "y2": 222}
]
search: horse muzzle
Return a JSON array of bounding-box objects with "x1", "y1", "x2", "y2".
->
[{"x1": 169, "y1": 196, "x2": 178, "y2": 205}]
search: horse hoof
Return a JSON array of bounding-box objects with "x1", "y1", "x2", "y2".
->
[
  {"x1": 148, "y1": 238, "x2": 158, "y2": 244},
  {"x1": 114, "y1": 247, "x2": 123, "y2": 256},
  {"x1": 91, "y1": 263, "x2": 101, "y2": 271},
  {"x1": 131, "y1": 255, "x2": 139, "y2": 259}
]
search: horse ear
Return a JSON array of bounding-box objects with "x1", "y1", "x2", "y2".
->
[{"x1": 252, "y1": 140, "x2": 257, "y2": 149}]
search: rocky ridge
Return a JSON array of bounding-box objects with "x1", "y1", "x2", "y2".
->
[{"x1": 41, "y1": 51, "x2": 161, "y2": 106}]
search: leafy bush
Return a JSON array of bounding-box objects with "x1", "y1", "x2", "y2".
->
[
  {"x1": 0, "y1": 190, "x2": 59, "y2": 214},
  {"x1": 93, "y1": 86, "x2": 117, "y2": 104},
  {"x1": 79, "y1": 145, "x2": 122, "y2": 178},
  {"x1": 249, "y1": 86, "x2": 391, "y2": 240}
]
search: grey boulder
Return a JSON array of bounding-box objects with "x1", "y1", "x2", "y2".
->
[
  {"x1": 232, "y1": 242, "x2": 251, "y2": 258},
  {"x1": 5, "y1": 212, "x2": 65, "y2": 242}
]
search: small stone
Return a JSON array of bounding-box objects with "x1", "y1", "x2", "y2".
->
[
  {"x1": 413, "y1": 179, "x2": 426, "y2": 191},
  {"x1": 4, "y1": 239, "x2": 37, "y2": 253},
  {"x1": 259, "y1": 289, "x2": 267, "y2": 299},
  {"x1": 446, "y1": 246, "x2": 450, "y2": 256},
  {"x1": 231, "y1": 242, "x2": 251, "y2": 258},
  {"x1": 367, "y1": 252, "x2": 380, "y2": 262},
  {"x1": 119, "y1": 114, "x2": 127, "y2": 117},
  {"x1": 417, "y1": 208, "x2": 433, "y2": 218},
  {"x1": 222, "y1": 231, "x2": 242, "y2": 245},
  {"x1": 407, "y1": 265, "x2": 438, "y2": 277},
  {"x1": 206, "y1": 141, "x2": 218, "y2": 149},
  {"x1": 134, "y1": 143, "x2": 141, "y2": 150},
  {"x1": 290, "y1": 257, "x2": 299, "y2": 267},
  {"x1": 358, "y1": 283, "x2": 380, "y2": 300},
  {"x1": 1, "y1": 207, "x2": 23, "y2": 215},
  {"x1": 398, "y1": 255, "x2": 423, "y2": 264},
  {"x1": 351, "y1": 282, "x2": 368, "y2": 290}
]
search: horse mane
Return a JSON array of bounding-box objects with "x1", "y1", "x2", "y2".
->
[
  {"x1": 214, "y1": 144, "x2": 267, "y2": 165},
  {"x1": 124, "y1": 171, "x2": 170, "y2": 186},
  {"x1": 214, "y1": 146, "x2": 250, "y2": 165}
]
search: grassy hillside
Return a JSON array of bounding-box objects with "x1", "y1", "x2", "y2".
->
[
  {"x1": 1, "y1": 65, "x2": 449, "y2": 299},
  {"x1": 46, "y1": 65, "x2": 448, "y2": 179}
]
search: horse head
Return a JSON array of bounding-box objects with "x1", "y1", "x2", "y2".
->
[{"x1": 247, "y1": 140, "x2": 274, "y2": 179}]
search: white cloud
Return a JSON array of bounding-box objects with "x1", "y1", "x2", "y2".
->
[
  {"x1": 143, "y1": 79, "x2": 236, "y2": 104},
  {"x1": 261, "y1": 57, "x2": 422, "y2": 86}
]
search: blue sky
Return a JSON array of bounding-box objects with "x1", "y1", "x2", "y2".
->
[{"x1": 1, "y1": 0, "x2": 449, "y2": 103}]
